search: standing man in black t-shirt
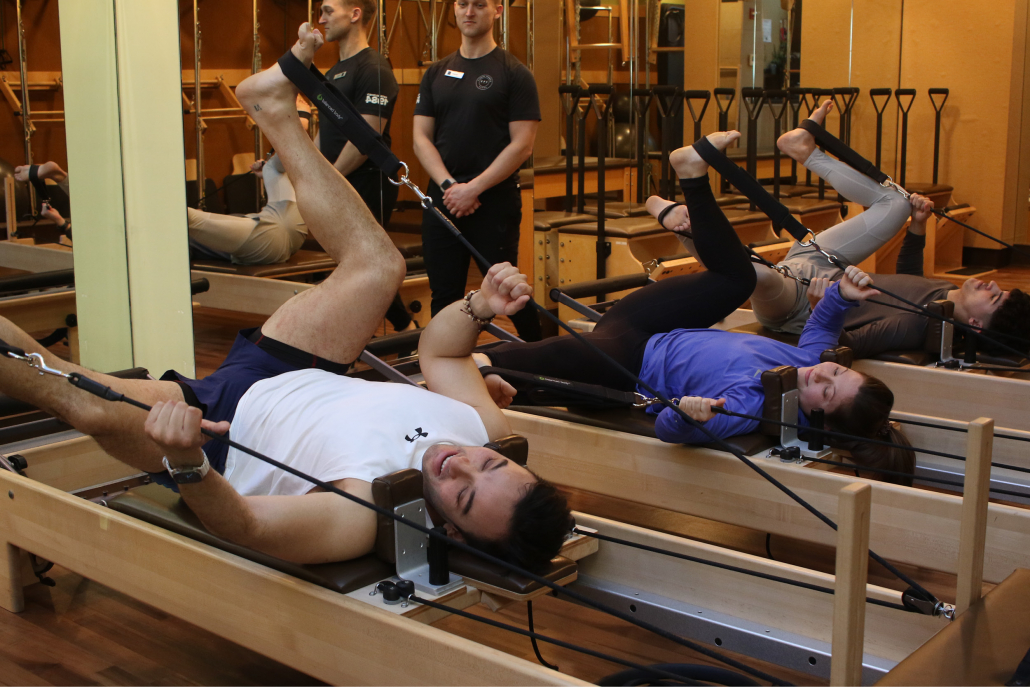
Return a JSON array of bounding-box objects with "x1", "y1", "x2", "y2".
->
[
  {"x1": 413, "y1": 0, "x2": 541, "y2": 340},
  {"x1": 317, "y1": 0, "x2": 415, "y2": 332}
]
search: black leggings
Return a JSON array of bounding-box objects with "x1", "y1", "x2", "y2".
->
[{"x1": 486, "y1": 177, "x2": 757, "y2": 391}]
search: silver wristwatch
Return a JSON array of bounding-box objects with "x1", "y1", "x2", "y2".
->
[{"x1": 162, "y1": 452, "x2": 211, "y2": 485}]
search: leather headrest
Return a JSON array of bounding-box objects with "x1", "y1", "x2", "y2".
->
[
  {"x1": 372, "y1": 468, "x2": 424, "y2": 564},
  {"x1": 485, "y1": 435, "x2": 529, "y2": 467},
  {"x1": 924, "y1": 299, "x2": 956, "y2": 353},
  {"x1": 761, "y1": 366, "x2": 797, "y2": 436},
  {"x1": 820, "y1": 346, "x2": 854, "y2": 367}
]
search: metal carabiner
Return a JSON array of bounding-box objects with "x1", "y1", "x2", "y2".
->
[
  {"x1": 5, "y1": 350, "x2": 71, "y2": 379},
  {"x1": 879, "y1": 175, "x2": 911, "y2": 200}
]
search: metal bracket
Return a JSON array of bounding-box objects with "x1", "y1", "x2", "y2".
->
[
  {"x1": 778, "y1": 389, "x2": 831, "y2": 460},
  {"x1": 394, "y1": 499, "x2": 464, "y2": 595}
]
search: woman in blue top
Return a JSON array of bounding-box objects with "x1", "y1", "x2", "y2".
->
[{"x1": 478, "y1": 132, "x2": 912, "y2": 478}]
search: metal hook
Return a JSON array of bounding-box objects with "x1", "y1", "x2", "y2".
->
[
  {"x1": 387, "y1": 160, "x2": 411, "y2": 188},
  {"x1": 880, "y1": 176, "x2": 911, "y2": 199},
  {"x1": 23, "y1": 352, "x2": 71, "y2": 379}
]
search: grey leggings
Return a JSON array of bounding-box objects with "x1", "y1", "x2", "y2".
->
[{"x1": 750, "y1": 149, "x2": 911, "y2": 333}]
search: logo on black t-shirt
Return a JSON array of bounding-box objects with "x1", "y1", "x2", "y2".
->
[
  {"x1": 366, "y1": 93, "x2": 389, "y2": 106},
  {"x1": 475, "y1": 74, "x2": 494, "y2": 91},
  {"x1": 333, "y1": 71, "x2": 347, "y2": 80}
]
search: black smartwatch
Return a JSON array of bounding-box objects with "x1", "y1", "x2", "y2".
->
[{"x1": 440, "y1": 178, "x2": 456, "y2": 191}]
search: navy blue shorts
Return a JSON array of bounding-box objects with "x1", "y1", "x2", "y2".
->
[{"x1": 151, "y1": 328, "x2": 307, "y2": 490}]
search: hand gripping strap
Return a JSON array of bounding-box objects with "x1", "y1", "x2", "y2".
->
[
  {"x1": 797, "y1": 119, "x2": 889, "y2": 185},
  {"x1": 276, "y1": 51, "x2": 403, "y2": 178},
  {"x1": 690, "y1": 136, "x2": 809, "y2": 242}
]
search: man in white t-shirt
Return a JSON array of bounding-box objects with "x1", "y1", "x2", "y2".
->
[{"x1": 0, "y1": 25, "x2": 571, "y2": 574}]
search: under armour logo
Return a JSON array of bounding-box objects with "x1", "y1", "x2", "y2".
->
[{"x1": 405, "y1": 427, "x2": 428, "y2": 442}]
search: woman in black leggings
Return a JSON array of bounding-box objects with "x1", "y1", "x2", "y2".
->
[{"x1": 479, "y1": 133, "x2": 913, "y2": 479}]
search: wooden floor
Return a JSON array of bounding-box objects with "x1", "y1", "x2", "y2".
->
[{"x1": 3, "y1": 264, "x2": 1029, "y2": 685}]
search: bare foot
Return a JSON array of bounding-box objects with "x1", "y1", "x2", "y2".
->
[
  {"x1": 777, "y1": 99, "x2": 833, "y2": 162},
  {"x1": 14, "y1": 161, "x2": 66, "y2": 183},
  {"x1": 236, "y1": 23, "x2": 323, "y2": 127},
  {"x1": 646, "y1": 195, "x2": 691, "y2": 234},
  {"x1": 669, "y1": 131, "x2": 741, "y2": 180}
]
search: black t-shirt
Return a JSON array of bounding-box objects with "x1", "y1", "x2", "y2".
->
[
  {"x1": 319, "y1": 47, "x2": 399, "y2": 174},
  {"x1": 415, "y1": 47, "x2": 540, "y2": 186}
]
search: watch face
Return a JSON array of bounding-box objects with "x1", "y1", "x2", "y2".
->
[{"x1": 173, "y1": 470, "x2": 205, "y2": 484}]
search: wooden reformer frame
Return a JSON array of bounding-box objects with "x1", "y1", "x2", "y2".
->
[{"x1": 0, "y1": 423, "x2": 1005, "y2": 685}]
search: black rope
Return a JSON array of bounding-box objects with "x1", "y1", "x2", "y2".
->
[
  {"x1": 892, "y1": 417, "x2": 1030, "y2": 445},
  {"x1": 573, "y1": 527, "x2": 908, "y2": 612},
  {"x1": 51, "y1": 369, "x2": 787, "y2": 686},
  {"x1": 709, "y1": 406, "x2": 966, "y2": 461},
  {"x1": 409, "y1": 594, "x2": 704, "y2": 686},
  {"x1": 800, "y1": 455, "x2": 1030, "y2": 501},
  {"x1": 933, "y1": 207, "x2": 1030, "y2": 264},
  {"x1": 527, "y1": 600, "x2": 560, "y2": 671}
]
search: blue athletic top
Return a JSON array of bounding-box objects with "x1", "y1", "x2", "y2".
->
[{"x1": 638, "y1": 282, "x2": 859, "y2": 444}]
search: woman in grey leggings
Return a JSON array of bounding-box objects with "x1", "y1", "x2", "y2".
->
[{"x1": 650, "y1": 99, "x2": 919, "y2": 335}]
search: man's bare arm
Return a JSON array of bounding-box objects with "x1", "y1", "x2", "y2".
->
[
  {"x1": 145, "y1": 402, "x2": 377, "y2": 564},
  {"x1": 333, "y1": 113, "x2": 388, "y2": 177},
  {"x1": 419, "y1": 263, "x2": 532, "y2": 440}
]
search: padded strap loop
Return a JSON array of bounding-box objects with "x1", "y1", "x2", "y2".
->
[
  {"x1": 797, "y1": 119, "x2": 890, "y2": 184},
  {"x1": 690, "y1": 136, "x2": 808, "y2": 241},
  {"x1": 276, "y1": 51, "x2": 402, "y2": 178}
]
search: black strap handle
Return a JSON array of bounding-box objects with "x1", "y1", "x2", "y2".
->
[
  {"x1": 895, "y1": 88, "x2": 917, "y2": 113},
  {"x1": 869, "y1": 87, "x2": 892, "y2": 115}
]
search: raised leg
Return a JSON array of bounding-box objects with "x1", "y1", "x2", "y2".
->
[
  {"x1": 235, "y1": 25, "x2": 406, "y2": 364},
  {"x1": 778, "y1": 102, "x2": 910, "y2": 265}
]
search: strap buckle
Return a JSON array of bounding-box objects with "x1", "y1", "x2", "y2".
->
[
  {"x1": 880, "y1": 175, "x2": 911, "y2": 199},
  {"x1": 633, "y1": 393, "x2": 678, "y2": 408},
  {"x1": 797, "y1": 232, "x2": 846, "y2": 270},
  {"x1": 6, "y1": 350, "x2": 70, "y2": 379},
  {"x1": 772, "y1": 263, "x2": 810, "y2": 286}
]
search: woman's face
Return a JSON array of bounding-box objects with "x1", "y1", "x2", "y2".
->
[{"x1": 796, "y1": 362, "x2": 864, "y2": 416}]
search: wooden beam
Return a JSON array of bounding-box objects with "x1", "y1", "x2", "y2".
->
[
  {"x1": 573, "y1": 513, "x2": 940, "y2": 667},
  {"x1": 955, "y1": 417, "x2": 995, "y2": 615},
  {"x1": 0, "y1": 290, "x2": 75, "y2": 333},
  {"x1": 4, "y1": 176, "x2": 16, "y2": 240},
  {"x1": 0, "y1": 241, "x2": 75, "y2": 272},
  {"x1": 831, "y1": 483, "x2": 871, "y2": 687},
  {"x1": 0, "y1": 75, "x2": 22, "y2": 113},
  {"x1": 509, "y1": 412, "x2": 1030, "y2": 583},
  {"x1": 0, "y1": 470, "x2": 582, "y2": 685}
]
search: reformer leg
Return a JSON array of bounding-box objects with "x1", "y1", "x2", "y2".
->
[{"x1": 235, "y1": 24, "x2": 405, "y2": 365}]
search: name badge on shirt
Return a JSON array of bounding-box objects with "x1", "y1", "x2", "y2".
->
[
  {"x1": 333, "y1": 71, "x2": 347, "y2": 80},
  {"x1": 444, "y1": 69, "x2": 465, "y2": 79}
]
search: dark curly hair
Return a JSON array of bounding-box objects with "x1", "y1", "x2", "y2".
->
[
  {"x1": 983, "y1": 288, "x2": 1030, "y2": 356},
  {"x1": 459, "y1": 474, "x2": 573, "y2": 574},
  {"x1": 825, "y1": 373, "x2": 915, "y2": 485}
]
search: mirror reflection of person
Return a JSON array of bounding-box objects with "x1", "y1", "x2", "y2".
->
[{"x1": 413, "y1": 0, "x2": 542, "y2": 341}]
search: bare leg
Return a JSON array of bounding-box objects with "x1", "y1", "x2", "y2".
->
[
  {"x1": 0, "y1": 317, "x2": 183, "y2": 472},
  {"x1": 235, "y1": 25, "x2": 405, "y2": 364}
]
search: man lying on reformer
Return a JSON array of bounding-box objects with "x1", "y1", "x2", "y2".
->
[
  {"x1": 0, "y1": 25, "x2": 571, "y2": 572},
  {"x1": 475, "y1": 131, "x2": 914, "y2": 478},
  {"x1": 648, "y1": 99, "x2": 1030, "y2": 359},
  {"x1": 16, "y1": 154, "x2": 311, "y2": 268}
]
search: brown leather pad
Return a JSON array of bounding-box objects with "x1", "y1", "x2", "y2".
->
[
  {"x1": 106, "y1": 483, "x2": 392, "y2": 594},
  {"x1": 583, "y1": 201, "x2": 652, "y2": 219},
  {"x1": 877, "y1": 568, "x2": 1030, "y2": 686},
  {"x1": 533, "y1": 211, "x2": 595, "y2": 230},
  {"x1": 559, "y1": 216, "x2": 663, "y2": 238},
  {"x1": 761, "y1": 366, "x2": 796, "y2": 436},
  {"x1": 372, "y1": 469, "x2": 425, "y2": 564},
  {"x1": 192, "y1": 249, "x2": 336, "y2": 278}
]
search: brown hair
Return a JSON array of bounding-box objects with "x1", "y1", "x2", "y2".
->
[
  {"x1": 825, "y1": 373, "x2": 915, "y2": 485},
  {"x1": 343, "y1": 0, "x2": 378, "y2": 25}
]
